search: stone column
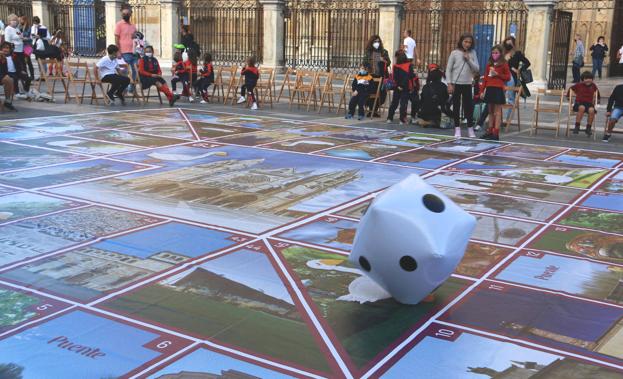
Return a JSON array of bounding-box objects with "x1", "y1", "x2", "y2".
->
[
  {"x1": 378, "y1": 0, "x2": 404, "y2": 56},
  {"x1": 160, "y1": 0, "x2": 181, "y2": 60},
  {"x1": 104, "y1": 0, "x2": 124, "y2": 47},
  {"x1": 258, "y1": 0, "x2": 285, "y2": 71},
  {"x1": 31, "y1": 0, "x2": 50, "y2": 26},
  {"x1": 524, "y1": 0, "x2": 558, "y2": 89}
]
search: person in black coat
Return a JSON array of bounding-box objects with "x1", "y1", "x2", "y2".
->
[
  {"x1": 387, "y1": 51, "x2": 413, "y2": 124},
  {"x1": 362, "y1": 34, "x2": 391, "y2": 117},
  {"x1": 419, "y1": 64, "x2": 452, "y2": 127},
  {"x1": 590, "y1": 36, "x2": 609, "y2": 79}
]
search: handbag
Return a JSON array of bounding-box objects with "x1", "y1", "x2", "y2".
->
[{"x1": 520, "y1": 69, "x2": 533, "y2": 84}]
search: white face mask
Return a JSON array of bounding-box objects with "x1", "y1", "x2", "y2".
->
[
  {"x1": 373, "y1": 42, "x2": 380, "y2": 49},
  {"x1": 145, "y1": 52, "x2": 153, "y2": 57}
]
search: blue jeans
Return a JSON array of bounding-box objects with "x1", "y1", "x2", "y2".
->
[
  {"x1": 121, "y1": 53, "x2": 137, "y2": 90},
  {"x1": 611, "y1": 107, "x2": 623, "y2": 121},
  {"x1": 572, "y1": 62, "x2": 582, "y2": 83},
  {"x1": 592, "y1": 57, "x2": 604, "y2": 79}
]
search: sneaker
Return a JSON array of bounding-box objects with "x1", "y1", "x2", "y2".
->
[
  {"x1": 602, "y1": 134, "x2": 611, "y2": 142},
  {"x1": 200, "y1": 99, "x2": 207, "y2": 104},
  {"x1": 399, "y1": 118, "x2": 407, "y2": 125},
  {"x1": 15, "y1": 93, "x2": 28, "y2": 100},
  {"x1": 237, "y1": 96, "x2": 246, "y2": 104},
  {"x1": 573, "y1": 125, "x2": 580, "y2": 134},
  {"x1": 468, "y1": 127, "x2": 476, "y2": 138},
  {"x1": 474, "y1": 124, "x2": 482, "y2": 131},
  {"x1": 454, "y1": 127, "x2": 462, "y2": 138},
  {"x1": 118, "y1": 95, "x2": 126, "y2": 106},
  {"x1": 357, "y1": 115, "x2": 364, "y2": 121},
  {"x1": 3, "y1": 102, "x2": 16, "y2": 111},
  {"x1": 188, "y1": 96, "x2": 195, "y2": 103},
  {"x1": 108, "y1": 98, "x2": 116, "y2": 106},
  {"x1": 345, "y1": 114, "x2": 353, "y2": 119},
  {"x1": 410, "y1": 118, "x2": 418, "y2": 125},
  {"x1": 251, "y1": 102, "x2": 258, "y2": 110},
  {"x1": 169, "y1": 94, "x2": 180, "y2": 107},
  {"x1": 386, "y1": 119, "x2": 392, "y2": 124},
  {"x1": 585, "y1": 127, "x2": 592, "y2": 136}
]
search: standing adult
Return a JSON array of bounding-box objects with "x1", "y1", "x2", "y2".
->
[
  {"x1": 4, "y1": 14, "x2": 26, "y2": 97},
  {"x1": 363, "y1": 35, "x2": 391, "y2": 117},
  {"x1": 114, "y1": 5, "x2": 137, "y2": 91},
  {"x1": 18, "y1": 15, "x2": 34, "y2": 81},
  {"x1": 402, "y1": 30, "x2": 417, "y2": 64},
  {"x1": 572, "y1": 34, "x2": 585, "y2": 83},
  {"x1": 446, "y1": 33, "x2": 479, "y2": 138},
  {"x1": 589, "y1": 36, "x2": 608, "y2": 79},
  {"x1": 503, "y1": 36, "x2": 531, "y2": 118}
]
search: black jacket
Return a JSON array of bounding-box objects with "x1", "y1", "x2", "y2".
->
[
  {"x1": 607, "y1": 84, "x2": 623, "y2": 112},
  {"x1": 392, "y1": 62, "x2": 413, "y2": 91},
  {"x1": 363, "y1": 48, "x2": 391, "y2": 78},
  {"x1": 351, "y1": 73, "x2": 373, "y2": 93},
  {"x1": 590, "y1": 43, "x2": 609, "y2": 59},
  {"x1": 420, "y1": 81, "x2": 449, "y2": 116},
  {"x1": 241, "y1": 66, "x2": 259, "y2": 88}
]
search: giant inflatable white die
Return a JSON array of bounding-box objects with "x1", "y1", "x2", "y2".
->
[{"x1": 349, "y1": 174, "x2": 476, "y2": 304}]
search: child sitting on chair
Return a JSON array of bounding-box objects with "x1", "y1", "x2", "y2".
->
[
  {"x1": 237, "y1": 56, "x2": 259, "y2": 110},
  {"x1": 183, "y1": 50, "x2": 198, "y2": 102},
  {"x1": 138, "y1": 45, "x2": 178, "y2": 106},
  {"x1": 604, "y1": 83, "x2": 623, "y2": 142},
  {"x1": 567, "y1": 71, "x2": 600, "y2": 136},
  {"x1": 170, "y1": 51, "x2": 186, "y2": 96},
  {"x1": 195, "y1": 52, "x2": 214, "y2": 104},
  {"x1": 346, "y1": 62, "x2": 373, "y2": 120}
]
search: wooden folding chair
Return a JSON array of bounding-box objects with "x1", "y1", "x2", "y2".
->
[
  {"x1": 66, "y1": 62, "x2": 97, "y2": 104},
  {"x1": 210, "y1": 66, "x2": 226, "y2": 103},
  {"x1": 256, "y1": 67, "x2": 275, "y2": 108},
  {"x1": 277, "y1": 67, "x2": 295, "y2": 103},
  {"x1": 91, "y1": 65, "x2": 111, "y2": 105},
  {"x1": 116, "y1": 63, "x2": 141, "y2": 103},
  {"x1": 565, "y1": 88, "x2": 599, "y2": 139},
  {"x1": 368, "y1": 77, "x2": 385, "y2": 119},
  {"x1": 35, "y1": 58, "x2": 68, "y2": 102},
  {"x1": 502, "y1": 85, "x2": 523, "y2": 132},
  {"x1": 307, "y1": 71, "x2": 331, "y2": 112},
  {"x1": 289, "y1": 70, "x2": 318, "y2": 109},
  {"x1": 138, "y1": 74, "x2": 164, "y2": 105},
  {"x1": 530, "y1": 88, "x2": 564, "y2": 137},
  {"x1": 223, "y1": 66, "x2": 241, "y2": 105}
]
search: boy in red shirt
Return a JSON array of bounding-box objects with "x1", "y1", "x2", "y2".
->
[
  {"x1": 138, "y1": 45, "x2": 178, "y2": 106},
  {"x1": 566, "y1": 71, "x2": 600, "y2": 136}
]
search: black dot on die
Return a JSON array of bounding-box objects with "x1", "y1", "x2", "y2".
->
[
  {"x1": 359, "y1": 256, "x2": 371, "y2": 272},
  {"x1": 422, "y1": 194, "x2": 445, "y2": 213},
  {"x1": 399, "y1": 256, "x2": 418, "y2": 272}
]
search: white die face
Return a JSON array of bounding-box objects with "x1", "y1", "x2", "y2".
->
[{"x1": 349, "y1": 175, "x2": 475, "y2": 304}]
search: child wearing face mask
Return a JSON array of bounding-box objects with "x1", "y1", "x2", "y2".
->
[
  {"x1": 96, "y1": 44, "x2": 130, "y2": 105},
  {"x1": 480, "y1": 45, "x2": 511, "y2": 141},
  {"x1": 138, "y1": 45, "x2": 178, "y2": 106},
  {"x1": 170, "y1": 51, "x2": 187, "y2": 96},
  {"x1": 346, "y1": 62, "x2": 373, "y2": 120}
]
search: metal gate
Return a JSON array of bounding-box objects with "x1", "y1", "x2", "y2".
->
[
  {"x1": 183, "y1": 0, "x2": 263, "y2": 65},
  {"x1": 610, "y1": 0, "x2": 623, "y2": 76},
  {"x1": 547, "y1": 10, "x2": 573, "y2": 89},
  {"x1": 284, "y1": 0, "x2": 379, "y2": 71},
  {"x1": 401, "y1": 0, "x2": 528, "y2": 73},
  {"x1": 0, "y1": 0, "x2": 32, "y2": 23},
  {"x1": 48, "y1": 0, "x2": 106, "y2": 56}
]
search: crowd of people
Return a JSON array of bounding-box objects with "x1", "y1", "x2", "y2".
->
[{"x1": 0, "y1": 7, "x2": 622, "y2": 142}]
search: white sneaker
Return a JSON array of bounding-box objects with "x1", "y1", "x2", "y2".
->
[
  {"x1": 474, "y1": 125, "x2": 482, "y2": 131},
  {"x1": 15, "y1": 93, "x2": 28, "y2": 100},
  {"x1": 454, "y1": 127, "x2": 462, "y2": 138},
  {"x1": 468, "y1": 127, "x2": 476, "y2": 138},
  {"x1": 386, "y1": 119, "x2": 392, "y2": 124},
  {"x1": 200, "y1": 99, "x2": 207, "y2": 104},
  {"x1": 251, "y1": 102, "x2": 258, "y2": 110},
  {"x1": 108, "y1": 99, "x2": 116, "y2": 106},
  {"x1": 188, "y1": 96, "x2": 195, "y2": 103},
  {"x1": 237, "y1": 96, "x2": 246, "y2": 104}
]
